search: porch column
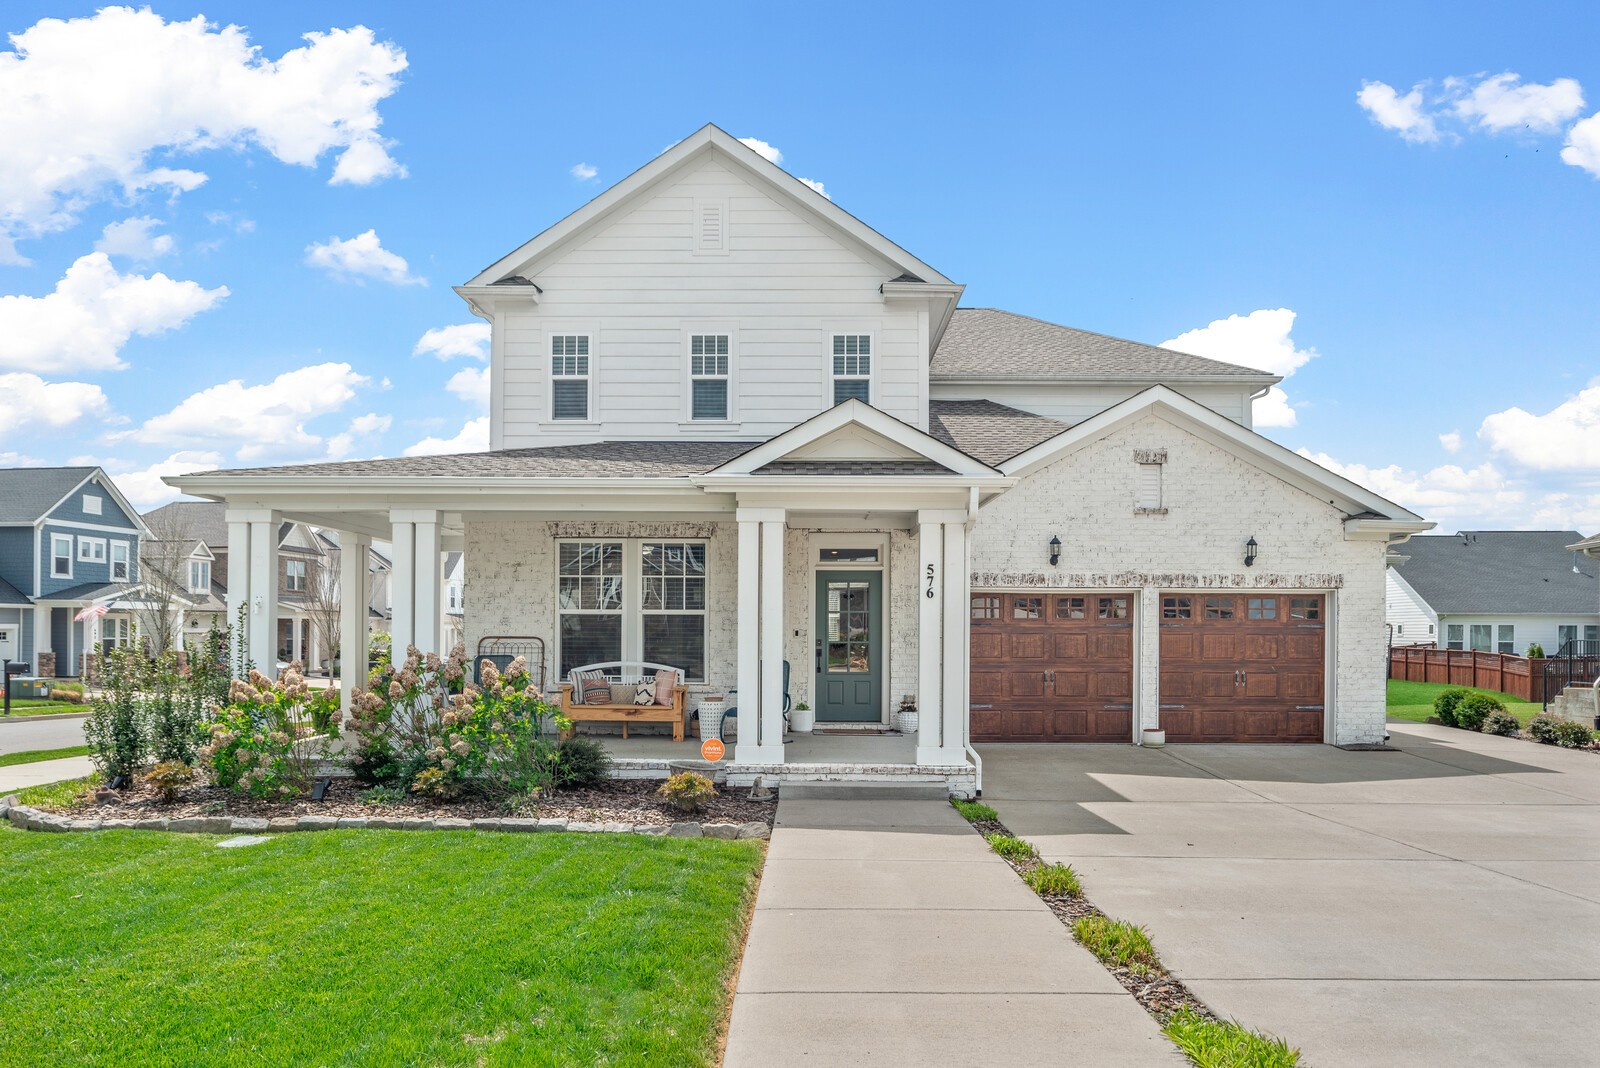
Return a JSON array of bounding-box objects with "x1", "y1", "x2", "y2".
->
[
  {"x1": 916, "y1": 513, "x2": 948, "y2": 764},
  {"x1": 339, "y1": 533, "x2": 371, "y2": 715},
  {"x1": 413, "y1": 513, "x2": 442, "y2": 655},
  {"x1": 389, "y1": 513, "x2": 416, "y2": 655},
  {"x1": 227, "y1": 507, "x2": 279, "y2": 675},
  {"x1": 734, "y1": 507, "x2": 785, "y2": 764},
  {"x1": 226, "y1": 516, "x2": 250, "y2": 633}
]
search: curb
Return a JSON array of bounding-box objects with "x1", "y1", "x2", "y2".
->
[
  {"x1": 0, "y1": 712, "x2": 90, "y2": 723},
  {"x1": 0, "y1": 796, "x2": 770, "y2": 841}
]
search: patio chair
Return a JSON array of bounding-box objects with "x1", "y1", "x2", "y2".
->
[{"x1": 719, "y1": 660, "x2": 791, "y2": 743}]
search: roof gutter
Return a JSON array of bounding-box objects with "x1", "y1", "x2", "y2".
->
[
  {"x1": 931, "y1": 372, "x2": 1284, "y2": 388},
  {"x1": 1344, "y1": 518, "x2": 1436, "y2": 544}
]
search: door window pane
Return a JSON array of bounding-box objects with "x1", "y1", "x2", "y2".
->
[{"x1": 826, "y1": 581, "x2": 871, "y2": 672}]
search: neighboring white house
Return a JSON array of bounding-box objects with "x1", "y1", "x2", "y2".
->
[
  {"x1": 168, "y1": 124, "x2": 1431, "y2": 790},
  {"x1": 1386, "y1": 531, "x2": 1600, "y2": 655}
]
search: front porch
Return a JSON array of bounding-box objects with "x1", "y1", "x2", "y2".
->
[{"x1": 596, "y1": 729, "x2": 980, "y2": 797}]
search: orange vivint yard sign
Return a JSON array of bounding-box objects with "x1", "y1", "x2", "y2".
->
[{"x1": 700, "y1": 738, "x2": 725, "y2": 762}]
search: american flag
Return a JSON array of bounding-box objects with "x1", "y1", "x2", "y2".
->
[{"x1": 74, "y1": 602, "x2": 110, "y2": 623}]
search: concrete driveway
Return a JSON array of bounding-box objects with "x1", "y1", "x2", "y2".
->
[{"x1": 979, "y1": 721, "x2": 1600, "y2": 1067}]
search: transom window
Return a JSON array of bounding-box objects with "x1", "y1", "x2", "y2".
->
[
  {"x1": 689, "y1": 334, "x2": 730, "y2": 420},
  {"x1": 831, "y1": 334, "x2": 871, "y2": 404},
  {"x1": 110, "y1": 541, "x2": 130, "y2": 581},
  {"x1": 1247, "y1": 597, "x2": 1277, "y2": 620},
  {"x1": 78, "y1": 537, "x2": 107, "y2": 563},
  {"x1": 1098, "y1": 596, "x2": 1130, "y2": 619},
  {"x1": 285, "y1": 559, "x2": 307, "y2": 592},
  {"x1": 1057, "y1": 596, "x2": 1086, "y2": 620},
  {"x1": 1289, "y1": 597, "x2": 1320, "y2": 620},
  {"x1": 1204, "y1": 597, "x2": 1235, "y2": 619},
  {"x1": 1162, "y1": 596, "x2": 1192, "y2": 619},
  {"x1": 971, "y1": 595, "x2": 1000, "y2": 619},
  {"x1": 558, "y1": 541, "x2": 708, "y2": 681},
  {"x1": 189, "y1": 559, "x2": 211, "y2": 593},
  {"x1": 551, "y1": 335, "x2": 591, "y2": 421},
  {"x1": 51, "y1": 534, "x2": 72, "y2": 578}
]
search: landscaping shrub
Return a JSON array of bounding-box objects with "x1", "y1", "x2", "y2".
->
[
  {"x1": 410, "y1": 766, "x2": 463, "y2": 800},
  {"x1": 1481, "y1": 710, "x2": 1520, "y2": 736},
  {"x1": 199, "y1": 666, "x2": 338, "y2": 799},
  {"x1": 1454, "y1": 693, "x2": 1504, "y2": 732},
  {"x1": 1524, "y1": 714, "x2": 1594, "y2": 747},
  {"x1": 1526, "y1": 643, "x2": 1545, "y2": 659},
  {"x1": 657, "y1": 771, "x2": 717, "y2": 813},
  {"x1": 83, "y1": 647, "x2": 148, "y2": 783},
  {"x1": 985, "y1": 833, "x2": 1038, "y2": 861},
  {"x1": 554, "y1": 736, "x2": 612, "y2": 788},
  {"x1": 146, "y1": 651, "x2": 206, "y2": 765},
  {"x1": 359, "y1": 784, "x2": 407, "y2": 806},
  {"x1": 143, "y1": 760, "x2": 196, "y2": 802},
  {"x1": 1432, "y1": 687, "x2": 1472, "y2": 728},
  {"x1": 48, "y1": 688, "x2": 85, "y2": 704},
  {"x1": 1023, "y1": 862, "x2": 1082, "y2": 897},
  {"x1": 1071, "y1": 915, "x2": 1160, "y2": 975},
  {"x1": 950, "y1": 798, "x2": 998, "y2": 822}
]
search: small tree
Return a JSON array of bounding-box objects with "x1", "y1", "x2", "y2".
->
[
  {"x1": 83, "y1": 646, "x2": 148, "y2": 782},
  {"x1": 302, "y1": 553, "x2": 342, "y2": 675},
  {"x1": 133, "y1": 507, "x2": 201, "y2": 657}
]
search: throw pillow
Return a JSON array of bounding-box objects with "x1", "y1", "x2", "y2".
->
[
  {"x1": 634, "y1": 686, "x2": 655, "y2": 706},
  {"x1": 608, "y1": 683, "x2": 637, "y2": 705},
  {"x1": 573, "y1": 670, "x2": 609, "y2": 706},
  {"x1": 654, "y1": 669, "x2": 677, "y2": 706}
]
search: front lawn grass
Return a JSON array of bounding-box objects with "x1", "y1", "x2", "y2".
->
[
  {"x1": 14, "y1": 773, "x2": 99, "y2": 807},
  {"x1": 1163, "y1": 1007, "x2": 1300, "y2": 1067},
  {"x1": 1386, "y1": 679, "x2": 1542, "y2": 726},
  {"x1": 0, "y1": 825, "x2": 763, "y2": 1067},
  {"x1": 0, "y1": 745, "x2": 90, "y2": 768},
  {"x1": 0, "y1": 698, "x2": 86, "y2": 715}
]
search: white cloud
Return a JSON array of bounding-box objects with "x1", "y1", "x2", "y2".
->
[
  {"x1": 0, "y1": 7, "x2": 407, "y2": 250},
  {"x1": 94, "y1": 216, "x2": 173, "y2": 259},
  {"x1": 123, "y1": 362, "x2": 370, "y2": 461},
  {"x1": 0, "y1": 373, "x2": 114, "y2": 437},
  {"x1": 737, "y1": 137, "x2": 783, "y2": 163},
  {"x1": 1561, "y1": 112, "x2": 1600, "y2": 177},
  {"x1": 1299, "y1": 449, "x2": 1524, "y2": 525},
  {"x1": 446, "y1": 366, "x2": 491, "y2": 411},
  {"x1": 325, "y1": 412, "x2": 392, "y2": 460},
  {"x1": 111, "y1": 450, "x2": 223, "y2": 510},
  {"x1": 1357, "y1": 80, "x2": 1438, "y2": 143},
  {"x1": 0, "y1": 252, "x2": 227, "y2": 372},
  {"x1": 1161, "y1": 308, "x2": 1316, "y2": 428},
  {"x1": 570, "y1": 162, "x2": 598, "y2": 181},
  {"x1": 797, "y1": 177, "x2": 830, "y2": 200},
  {"x1": 1453, "y1": 73, "x2": 1584, "y2": 133},
  {"x1": 1439, "y1": 431, "x2": 1463, "y2": 453},
  {"x1": 414, "y1": 322, "x2": 490, "y2": 360},
  {"x1": 305, "y1": 229, "x2": 424, "y2": 286},
  {"x1": 404, "y1": 416, "x2": 489, "y2": 456},
  {"x1": 1478, "y1": 379, "x2": 1600, "y2": 470},
  {"x1": 205, "y1": 210, "x2": 255, "y2": 234}
]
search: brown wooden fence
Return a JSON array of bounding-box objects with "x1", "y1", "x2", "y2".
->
[{"x1": 1389, "y1": 645, "x2": 1549, "y2": 702}]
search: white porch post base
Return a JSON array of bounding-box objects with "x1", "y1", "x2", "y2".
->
[{"x1": 734, "y1": 507, "x2": 785, "y2": 764}]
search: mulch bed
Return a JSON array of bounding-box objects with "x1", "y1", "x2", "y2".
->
[
  {"x1": 41, "y1": 776, "x2": 775, "y2": 829},
  {"x1": 969, "y1": 815, "x2": 1210, "y2": 1022}
]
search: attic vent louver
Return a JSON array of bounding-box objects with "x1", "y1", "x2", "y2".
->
[{"x1": 694, "y1": 198, "x2": 727, "y2": 254}]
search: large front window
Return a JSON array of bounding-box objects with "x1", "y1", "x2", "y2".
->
[{"x1": 557, "y1": 540, "x2": 707, "y2": 681}]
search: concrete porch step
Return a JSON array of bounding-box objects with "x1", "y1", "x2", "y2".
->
[{"x1": 779, "y1": 782, "x2": 952, "y2": 801}]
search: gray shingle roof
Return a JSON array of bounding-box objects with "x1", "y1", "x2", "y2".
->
[
  {"x1": 142, "y1": 500, "x2": 228, "y2": 549},
  {"x1": 50, "y1": 580, "x2": 132, "y2": 603},
  {"x1": 753, "y1": 460, "x2": 954, "y2": 476},
  {"x1": 0, "y1": 575, "x2": 31, "y2": 606},
  {"x1": 930, "y1": 308, "x2": 1274, "y2": 380},
  {"x1": 928, "y1": 400, "x2": 1068, "y2": 466},
  {"x1": 191, "y1": 441, "x2": 765, "y2": 480},
  {"x1": 1393, "y1": 531, "x2": 1600, "y2": 615},
  {"x1": 0, "y1": 467, "x2": 96, "y2": 523}
]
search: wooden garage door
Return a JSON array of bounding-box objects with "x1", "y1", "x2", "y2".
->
[
  {"x1": 1158, "y1": 593, "x2": 1325, "y2": 742},
  {"x1": 970, "y1": 593, "x2": 1134, "y2": 742}
]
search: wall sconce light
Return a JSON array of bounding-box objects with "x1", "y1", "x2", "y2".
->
[
  {"x1": 1244, "y1": 536, "x2": 1259, "y2": 568},
  {"x1": 1048, "y1": 535, "x2": 1062, "y2": 567}
]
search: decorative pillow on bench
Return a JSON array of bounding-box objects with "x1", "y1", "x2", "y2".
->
[
  {"x1": 654, "y1": 669, "x2": 676, "y2": 706},
  {"x1": 573, "y1": 670, "x2": 609, "y2": 706},
  {"x1": 634, "y1": 685, "x2": 655, "y2": 706}
]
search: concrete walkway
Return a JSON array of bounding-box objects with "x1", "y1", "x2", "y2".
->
[
  {"x1": 0, "y1": 755, "x2": 94, "y2": 793},
  {"x1": 723, "y1": 797, "x2": 1181, "y2": 1066}
]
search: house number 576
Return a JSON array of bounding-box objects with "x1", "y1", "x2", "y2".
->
[{"x1": 925, "y1": 563, "x2": 936, "y2": 598}]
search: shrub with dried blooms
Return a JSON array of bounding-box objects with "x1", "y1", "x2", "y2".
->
[{"x1": 199, "y1": 667, "x2": 340, "y2": 799}]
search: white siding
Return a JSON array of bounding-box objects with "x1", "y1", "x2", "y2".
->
[
  {"x1": 1385, "y1": 569, "x2": 1438, "y2": 645},
  {"x1": 1434, "y1": 614, "x2": 1600, "y2": 656},
  {"x1": 930, "y1": 380, "x2": 1257, "y2": 427},
  {"x1": 495, "y1": 155, "x2": 928, "y2": 447}
]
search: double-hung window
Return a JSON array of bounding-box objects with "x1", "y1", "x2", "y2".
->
[
  {"x1": 110, "y1": 541, "x2": 130, "y2": 581},
  {"x1": 51, "y1": 534, "x2": 72, "y2": 578},
  {"x1": 557, "y1": 540, "x2": 708, "y2": 681},
  {"x1": 285, "y1": 559, "x2": 307, "y2": 592},
  {"x1": 689, "y1": 334, "x2": 730, "y2": 420},
  {"x1": 190, "y1": 559, "x2": 211, "y2": 593},
  {"x1": 1446, "y1": 623, "x2": 1464, "y2": 650},
  {"x1": 1497, "y1": 624, "x2": 1516, "y2": 655},
  {"x1": 831, "y1": 334, "x2": 871, "y2": 404},
  {"x1": 78, "y1": 537, "x2": 106, "y2": 564},
  {"x1": 551, "y1": 335, "x2": 591, "y2": 421},
  {"x1": 1469, "y1": 624, "x2": 1492, "y2": 652}
]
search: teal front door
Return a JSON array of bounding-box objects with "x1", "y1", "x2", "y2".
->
[{"x1": 815, "y1": 570, "x2": 883, "y2": 722}]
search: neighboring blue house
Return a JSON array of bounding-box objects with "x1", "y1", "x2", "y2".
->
[{"x1": 0, "y1": 467, "x2": 148, "y2": 677}]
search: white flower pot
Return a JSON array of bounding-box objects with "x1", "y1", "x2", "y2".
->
[
  {"x1": 1141, "y1": 728, "x2": 1166, "y2": 748},
  {"x1": 790, "y1": 705, "x2": 815, "y2": 733},
  {"x1": 697, "y1": 697, "x2": 726, "y2": 740},
  {"x1": 895, "y1": 709, "x2": 919, "y2": 734}
]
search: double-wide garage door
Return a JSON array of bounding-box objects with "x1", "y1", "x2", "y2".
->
[
  {"x1": 970, "y1": 593, "x2": 1134, "y2": 742},
  {"x1": 1158, "y1": 593, "x2": 1325, "y2": 743},
  {"x1": 970, "y1": 590, "x2": 1327, "y2": 743}
]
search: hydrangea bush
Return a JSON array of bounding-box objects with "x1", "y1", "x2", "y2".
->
[{"x1": 198, "y1": 664, "x2": 340, "y2": 799}]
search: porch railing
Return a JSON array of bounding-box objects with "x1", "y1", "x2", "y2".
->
[{"x1": 1541, "y1": 639, "x2": 1600, "y2": 710}]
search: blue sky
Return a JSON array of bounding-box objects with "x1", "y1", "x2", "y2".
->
[{"x1": 1, "y1": 3, "x2": 1597, "y2": 532}]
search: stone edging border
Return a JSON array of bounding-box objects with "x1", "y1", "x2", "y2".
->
[{"x1": 0, "y1": 794, "x2": 770, "y2": 841}]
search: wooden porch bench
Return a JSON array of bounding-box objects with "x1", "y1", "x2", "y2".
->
[{"x1": 557, "y1": 661, "x2": 688, "y2": 741}]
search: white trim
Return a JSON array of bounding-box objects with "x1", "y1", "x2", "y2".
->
[
  {"x1": 36, "y1": 471, "x2": 153, "y2": 539},
  {"x1": 40, "y1": 518, "x2": 143, "y2": 536},
  {"x1": 77, "y1": 536, "x2": 107, "y2": 563},
  {"x1": 50, "y1": 533, "x2": 73, "y2": 579}
]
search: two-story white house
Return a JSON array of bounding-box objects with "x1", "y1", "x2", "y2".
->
[{"x1": 169, "y1": 125, "x2": 1431, "y2": 793}]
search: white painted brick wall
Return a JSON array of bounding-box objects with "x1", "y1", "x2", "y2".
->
[{"x1": 969, "y1": 413, "x2": 1389, "y2": 745}]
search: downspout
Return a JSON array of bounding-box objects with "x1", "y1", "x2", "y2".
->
[{"x1": 962, "y1": 484, "x2": 982, "y2": 794}]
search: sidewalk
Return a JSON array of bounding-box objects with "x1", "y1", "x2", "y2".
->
[
  {"x1": 723, "y1": 797, "x2": 1181, "y2": 1066},
  {"x1": 0, "y1": 756, "x2": 94, "y2": 794}
]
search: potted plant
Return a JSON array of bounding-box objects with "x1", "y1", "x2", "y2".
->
[
  {"x1": 895, "y1": 694, "x2": 918, "y2": 734},
  {"x1": 1141, "y1": 727, "x2": 1166, "y2": 748},
  {"x1": 790, "y1": 701, "x2": 814, "y2": 733}
]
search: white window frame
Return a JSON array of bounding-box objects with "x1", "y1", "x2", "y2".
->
[
  {"x1": 82, "y1": 494, "x2": 102, "y2": 516},
  {"x1": 1445, "y1": 623, "x2": 1464, "y2": 650},
  {"x1": 682, "y1": 326, "x2": 737, "y2": 425},
  {"x1": 189, "y1": 559, "x2": 211, "y2": 594},
  {"x1": 285, "y1": 559, "x2": 307, "y2": 592},
  {"x1": 51, "y1": 533, "x2": 73, "y2": 579},
  {"x1": 827, "y1": 330, "x2": 875, "y2": 406},
  {"x1": 77, "y1": 536, "x2": 107, "y2": 564},
  {"x1": 555, "y1": 539, "x2": 709, "y2": 682},
  {"x1": 110, "y1": 540, "x2": 130, "y2": 581},
  {"x1": 1496, "y1": 623, "x2": 1515, "y2": 655},
  {"x1": 545, "y1": 329, "x2": 596, "y2": 424}
]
